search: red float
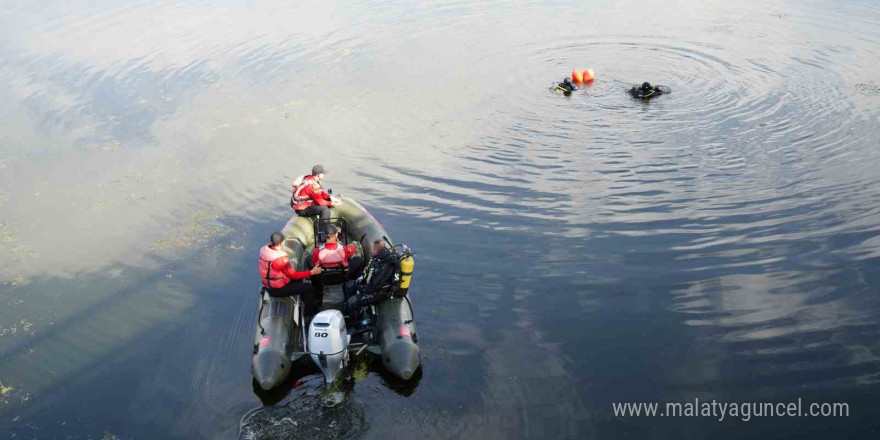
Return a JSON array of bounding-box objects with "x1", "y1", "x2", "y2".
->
[{"x1": 583, "y1": 68, "x2": 595, "y2": 82}]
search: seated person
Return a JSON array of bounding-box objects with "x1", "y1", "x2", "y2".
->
[
  {"x1": 345, "y1": 240, "x2": 401, "y2": 312},
  {"x1": 290, "y1": 164, "x2": 342, "y2": 221},
  {"x1": 259, "y1": 231, "x2": 323, "y2": 315},
  {"x1": 309, "y1": 224, "x2": 363, "y2": 311},
  {"x1": 311, "y1": 224, "x2": 362, "y2": 274}
]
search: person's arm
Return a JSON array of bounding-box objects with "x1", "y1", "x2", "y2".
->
[
  {"x1": 344, "y1": 244, "x2": 357, "y2": 260},
  {"x1": 311, "y1": 248, "x2": 321, "y2": 268},
  {"x1": 273, "y1": 257, "x2": 317, "y2": 280},
  {"x1": 306, "y1": 185, "x2": 333, "y2": 207}
]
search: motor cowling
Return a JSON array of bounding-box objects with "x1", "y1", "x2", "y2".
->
[{"x1": 308, "y1": 310, "x2": 350, "y2": 383}]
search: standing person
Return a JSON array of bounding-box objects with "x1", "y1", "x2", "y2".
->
[
  {"x1": 290, "y1": 164, "x2": 342, "y2": 221},
  {"x1": 259, "y1": 232, "x2": 323, "y2": 315}
]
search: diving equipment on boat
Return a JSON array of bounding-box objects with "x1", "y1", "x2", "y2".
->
[
  {"x1": 398, "y1": 251, "x2": 414, "y2": 295},
  {"x1": 347, "y1": 244, "x2": 415, "y2": 310}
]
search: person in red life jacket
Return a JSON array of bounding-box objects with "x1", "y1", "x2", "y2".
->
[
  {"x1": 308, "y1": 224, "x2": 365, "y2": 309},
  {"x1": 311, "y1": 223, "x2": 365, "y2": 274},
  {"x1": 259, "y1": 231, "x2": 323, "y2": 315},
  {"x1": 290, "y1": 164, "x2": 342, "y2": 221},
  {"x1": 311, "y1": 224, "x2": 359, "y2": 269}
]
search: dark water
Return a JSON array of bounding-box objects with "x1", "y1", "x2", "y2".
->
[{"x1": 2, "y1": 0, "x2": 880, "y2": 438}]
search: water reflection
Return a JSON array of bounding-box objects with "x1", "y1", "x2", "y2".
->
[{"x1": 2, "y1": 0, "x2": 880, "y2": 438}]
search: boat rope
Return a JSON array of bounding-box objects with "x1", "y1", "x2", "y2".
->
[{"x1": 257, "y1": 293, "x2": 267, "y2": 336}]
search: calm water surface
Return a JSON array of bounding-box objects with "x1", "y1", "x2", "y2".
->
[{"x1": 2, "y1": 0, "x2": 879, "y2": 438}]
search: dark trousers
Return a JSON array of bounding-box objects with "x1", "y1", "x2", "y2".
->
[
  {"x1": 346, "y1": 257, "x2": 365, "y2": 280},
  {"x1": 307, "y1": 276, "x2": 324, "y2": 316},
  {"x1": 268, "y1": 281, "x2": 320, "y2": 317},
  {"x1": 296, "y1": 205, "x2": 330, "y2": 221}
]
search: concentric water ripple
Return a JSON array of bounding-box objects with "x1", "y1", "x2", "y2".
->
[
  {"x1": 2, "y1": 0, "x2": 880, "y2": 439},
  {"x1": 354, "y1": 3, "x2": 880, "y2": 417}
]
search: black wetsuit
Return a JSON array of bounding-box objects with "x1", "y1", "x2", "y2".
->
[
  {"x1": 552, "y1": 78, "x2": 578, "y2": 93},
  {"x1": 265, "y1": 280, "x2": 320, "y2": 316},
  {"x1": 345, "y1": 248, "x2": 400, "y2": 311},
  {"x1": 628, "y1": 82, "x2": 666, "y2": 99}
]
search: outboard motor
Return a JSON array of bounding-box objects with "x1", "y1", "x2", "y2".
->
[{"x1": 308, "y1": 310, "x2": 350, "y2": 383}]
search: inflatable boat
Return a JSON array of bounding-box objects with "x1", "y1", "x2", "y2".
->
[{"x1": 251, "y1": 198, "x2": 420, "y2": 390}]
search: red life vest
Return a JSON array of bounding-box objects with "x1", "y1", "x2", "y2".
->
[
  {"x1": 258, "y1": 245, "x2": 291, "y2": 288},
  {"x1": 317, "y1": 243, "x2": 348, "y2": 268},
  {"x1": 291, "y1": 175, "x2": 320, "y2": 211}
]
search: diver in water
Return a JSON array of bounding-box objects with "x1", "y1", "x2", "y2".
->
[
  {"x1": 551, "y1": 77, "x2": 578, "y2": 94},
  {"x1": 628, "y1": 82, "x2": 669, "y2": 100}
]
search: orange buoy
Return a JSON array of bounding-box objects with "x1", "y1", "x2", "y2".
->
[
  {"x1": 572, "y1": 69, "x2": 584, "y2": 83},
  {"x1": 583, "y1": 68, "x2": 595, "y2": 82}
]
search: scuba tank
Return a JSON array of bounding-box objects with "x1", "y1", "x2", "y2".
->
[
  {"x1": 349, "y1": 244, "x2": 415, "y2": 309},
  {"x1": 396, "y1": 247, "x2": 415, "y2": 296},
  {"x1": 376, "y1": 244, "x2": 419, "y2": 380}
]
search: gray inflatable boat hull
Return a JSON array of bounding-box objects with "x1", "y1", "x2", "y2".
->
[
  {"x1": 251, "y1": 291, "x2": 304, "y2": 390},
  {"x1": 282, "y1": 199, "x2": 421, "y2": 380}
]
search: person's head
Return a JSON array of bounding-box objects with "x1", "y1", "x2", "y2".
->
[
  {"x1": 372, "y1": 239, "x2": 386, "y2": 256},
  {"x1": 270, "y1": 231, "x2": 285, "y2": 247},
  {"x1": 641, "y1": 82, "x2": 652, "y2": 92},
  {"x1": 563, "y1": 77, "x2": 573, "y2": 87},
  {"x1": 325, "y1": 224, "x2": 340, "y2": 243},
  {"x1": 311, "y1": 164, "x2": 326, "y2": 180}
]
